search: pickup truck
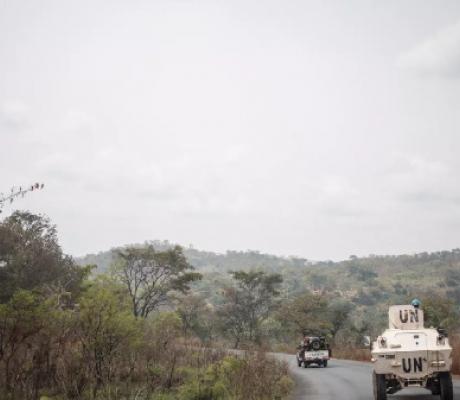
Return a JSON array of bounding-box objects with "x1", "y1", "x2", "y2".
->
[{"x1": 296, "y1": 336, "x2": 330, "y2": 368}]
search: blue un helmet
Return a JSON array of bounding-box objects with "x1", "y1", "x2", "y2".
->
[{"x1": 411, "y1": 298, "x2": 421, "y2": 309}]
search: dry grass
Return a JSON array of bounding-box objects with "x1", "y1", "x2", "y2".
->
[
  {"x1": 218, "y1": 352, "x2": 294, "y2": 400},
  {"x1": 270, "y1": 343, "x2": 296, "y2": 355}
]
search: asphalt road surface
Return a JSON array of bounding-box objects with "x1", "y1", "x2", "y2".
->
[{"x1": 274, "y1": 355, "x2": 460, "y2": 400}]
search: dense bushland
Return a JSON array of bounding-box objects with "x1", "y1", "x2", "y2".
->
[
  {"x1": 0, "y1": 212, "x2": 292, "y2": 400},
  {"x1": 0, "y1": 287, "x2": 292, "y2": 399}
]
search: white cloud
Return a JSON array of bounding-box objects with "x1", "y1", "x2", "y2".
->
[
  {"x1": 387, "y1": 153, "x2": 459, "y2": 205},
  {"x1": 314, "y1": 175, "x2": 363, "y2": 218},
  {"x1": 0, "y1": 101, "x2": 29, "y2": 132},
  {"x1": 398, "y1": 20, "x2": 460, "y2": 78}
]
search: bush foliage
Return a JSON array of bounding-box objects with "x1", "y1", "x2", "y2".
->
[{"x1": 0, "y1": 212, "x2": 292, "y2": 400}]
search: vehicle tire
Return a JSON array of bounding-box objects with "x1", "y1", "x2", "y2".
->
[
  {"x1": 429, "y1": 379, "x2": 440, "y2": 395},
  {"x1": 323, "y1": 360, "x2": 328, "y2": 368},
  {"x1": 431, "y1": 386, "x2": 440, "y2": 395},
  {"x1": 311, "y1": 340, "x2": 320, "y2": 351},
  {"x1": 440, "y1": 372, "x2": 453, "y2": 400},
  {"x1": 303, "y1": 362, "x2": 309, "y2": 368},
  {"x1": 372, "y1": 371, "x2": 387, "y2": 400}
]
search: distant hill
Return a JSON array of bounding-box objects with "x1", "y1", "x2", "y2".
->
[
  {"x1": 76, "y1": 242, "x2": 460, "y2": 336},
  {"x1": 75, "y1": 240, "x2": 310, "y2": 274},
  {"x1": 76, "y1": 241, "x2": 460, "y2": 303}
]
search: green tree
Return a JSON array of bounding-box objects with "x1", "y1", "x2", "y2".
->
[
  {"x1": 114, "y1": 245, "x2": 202, "y2": 318},
  {"x1": 422, "y1": 296, "x2": 460, "y2": 331},
  {"x1": 78, "y1": 279, "x2": 141, "y2": 395},
  {"x1": 278, "y1": 293, "x2": 331, "y2": 336},
  {"x1": 218, "y1": 270, "x2": 283, "y2": 347},
  {"x1": 176, "y1": 294, "x2": 216, "y2": 341},
  {"x1": 327, "y1": 299, "x2": 354, "y2": 338},
  {"x1": 0, "y1": 211, "x2": 89, "y2": 303},
  {"x1": 347, "y1": 265, "x2": 378, "y2": 282},
  {"x1": 0, "y1": 290, "x2": 49, "y2": 391}
]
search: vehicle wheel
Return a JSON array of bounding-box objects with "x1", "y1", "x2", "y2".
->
[
  {"x1": 429, "y1": 379, "x2": 440, "y2": 395},
  {"x1": 303, "y1": 362, "x2": 309, "y2": 368},
  {"x1": 323, "y1": 360, "x2": 328, "y2": 368},
  {"x1": 372, "y1": 371, "x2": 387, "y2": 400},
  {"x1": 440, "y1": 372, "x2": 453, "y2": 400},
  {"x1": 431, "y1": 387, "x2": 441, "y2": 395}
]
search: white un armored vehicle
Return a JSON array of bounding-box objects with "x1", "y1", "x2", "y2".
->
[{"x1": 371, "y1": 302, "x2": 453, "y2": 400}]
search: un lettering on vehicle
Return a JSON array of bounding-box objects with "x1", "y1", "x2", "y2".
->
[
  {"x1": 388, "y1": 305, "x2": 424, "y2": 330},
  {"x1": 399, "y1": 309, "x2": 419, "y2": 324},
  {"x1": 401, "y1": 357, "x2": 423, "y2": 373}
]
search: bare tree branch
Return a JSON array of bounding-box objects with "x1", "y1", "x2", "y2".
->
[{"x1": 0, "y1": 183, "x2": 45, "y2": 214}]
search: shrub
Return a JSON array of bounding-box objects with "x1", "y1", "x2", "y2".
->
[{"x1": 178, "y1": 352, "x2": 293, "y2": 400}]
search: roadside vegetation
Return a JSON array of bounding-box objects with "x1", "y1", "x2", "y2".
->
[
  {"x1": 0, "y1": 211, "x2": 292, "y2": 400},
  {"x1": 2, "y1": 209, "x2": 460, "y2": 398}
]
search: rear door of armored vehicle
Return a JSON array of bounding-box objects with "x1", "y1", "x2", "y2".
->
[{"x1": 393, "y1": 331, "x2": 428, "y2": 379}]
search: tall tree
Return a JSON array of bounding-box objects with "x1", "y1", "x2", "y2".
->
[
  {"x1": 176, "y1": 294, "x2": 214, "y2": 340},
  {"x1": 114, "y1": 245, "x2": 201, "y2": 318},
  {"x1": 327, "y1": 299, "x2": 354, "y2": 338},
  {"x1": 218, "y1": 270, "x2": 282, "y2": 347},
  {"x1": 78, "y1": 280, "x2": 140, "y2": 395},
  {"x1": 278, "y1": 293, "x2": 331, "y2": 336},
  {"x1": 0, "y1": 211, "x2": 88, "y2": 303}
]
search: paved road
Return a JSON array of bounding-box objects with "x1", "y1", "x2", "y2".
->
[{"x1": 273, "y1": 354, "x2": 460, "y2": 400}]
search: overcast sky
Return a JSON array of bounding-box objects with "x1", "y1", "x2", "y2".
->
[{"x1": 1, "y1": 0, "x2": 460, "y2": 260}]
